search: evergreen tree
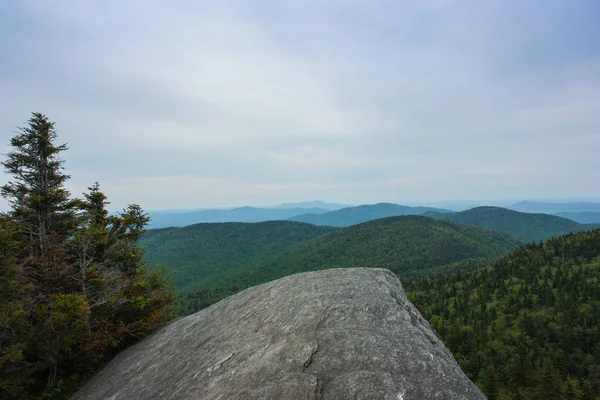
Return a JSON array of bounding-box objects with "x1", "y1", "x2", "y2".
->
[
  {"x1": 1, "y1": 112, "x2": 77, "y2": 259},
  {"x1": 68, "y1": 184, "x2": 175, "y2": 355},
  {"x1": 0, "y1": 113, "x2": 175, "y2": 398}
]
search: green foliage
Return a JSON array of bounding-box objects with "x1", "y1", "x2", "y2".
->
[
  {"x1": 433, "y1": 206, "x2": 595, "y2": 243},
  {"x1": 0, "y1": 113, "x2": 175, "y2": 399},
  {"x1": 0, "y1": 217, "x2": 33, "y2": 398},
  {"x1": 139, "y1": 221, "x2": 336, "y2": 292},
  {"x1": 244, "y1": 215, "x2": 520, "y2": 279},
  {"x1": 406, "y1": 229, "x2": 600, "y2": 399},
  {"x1": 1, "y1": 113, "x2": 78, "y2": 257},
  {"x1": 170, "y1": 216, "x2": 520, "y2": 315}
]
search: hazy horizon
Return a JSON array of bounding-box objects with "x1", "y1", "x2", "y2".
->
[
  {"x1": 1, "y1": 1, "x2": 599, "y2": 210},
  {"x1": 140, "y1": 197, "x2": 600, "y2": 213}
]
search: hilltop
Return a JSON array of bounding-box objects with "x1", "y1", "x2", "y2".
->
[
  {"x1": 288, "y1": 202, "x2": 452, "y2": 227},
  {"x1": 427, "y1": 206, "x2": 594, "y2": 243}
]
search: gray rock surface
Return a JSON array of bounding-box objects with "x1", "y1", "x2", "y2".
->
[{"x1": 73, "y1": 268, "x2": 486, "y2": 400}]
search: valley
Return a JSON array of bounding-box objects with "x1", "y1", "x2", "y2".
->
[{"x1": 141, "y1": 204, "x2": 598, "y2": 316}]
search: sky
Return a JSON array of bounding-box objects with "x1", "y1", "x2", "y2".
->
[{"x1": 1, "y1": 0, "x2": 599, "y2": 211}]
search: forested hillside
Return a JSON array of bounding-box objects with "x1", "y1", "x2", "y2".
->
[
  {"x1": 429, "y1": 206, "x2": 594, "y2": 243},
  {"x1": 406, "y1": 229, "x2": 600, "y2": 399},
  {"x1": 175, "y1": 216, "x2": 521, "y2": 314},
  {"x1": 287, "y1": 202, "x2": 451, "y2": 227},
  {"x1": 140, "y1": 221, "x2": 336, "y2": 291}
]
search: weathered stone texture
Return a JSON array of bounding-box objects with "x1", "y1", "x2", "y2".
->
[{"x1": 73, "y1": 268, "x2": 486, "y2": 399}]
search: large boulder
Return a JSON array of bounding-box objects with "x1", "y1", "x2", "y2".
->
[{"x1": 73, "y1": 268, "x2": 486, "y2": 399}]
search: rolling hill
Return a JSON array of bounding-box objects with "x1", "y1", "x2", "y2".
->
[
  {"x1": 406, "y1": 228, "x2": 600, "y2": 398},
  {"x1": 175, "y1": 216, "x2": 521, "y2": 314},
  {"x1": 287, "y1": 202, "x2": 452, "y2": 227},
  {"x1": 427, "y1": 206, "x2": 595, "y2": 243},
  {"x1": 140, "y1": 220, "x2": 336, "y2": 290}
]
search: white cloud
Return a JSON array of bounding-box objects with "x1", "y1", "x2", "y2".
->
[{"x1": 0, "y1": 0, "x2": 598, "y2": 209}]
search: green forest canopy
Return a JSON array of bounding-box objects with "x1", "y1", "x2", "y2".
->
[
  {"x1": 407, "y1": 229, "x2": 600, "y2": 399},
  {"x1": 139, "y1": 221, "x2": 336, "y2": 291},
  {"x1": 169, "y1": 216, "x2": 521, "y2": 315}
]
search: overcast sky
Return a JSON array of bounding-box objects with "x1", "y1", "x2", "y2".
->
[{"x1": 1, "y1": 0, "x2": 599, "y2": 211}]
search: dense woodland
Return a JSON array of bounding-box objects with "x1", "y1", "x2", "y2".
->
[
  {"x1": 140, "y1": 221, "x2": 335, "y2": 292},
  {"x1": 0, "y1": 113, "x2": 175, "y2": 399},
  {"x1": 168, "y1": 216, "x2": 521, "y2": 315},
  {"x1": 407, "y1": 229, "x2": 600, "y2": 399}
]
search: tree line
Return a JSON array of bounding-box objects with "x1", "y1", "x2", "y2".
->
[{"x1": 0, "y1": 113, "x2": 175, "y2": 398}]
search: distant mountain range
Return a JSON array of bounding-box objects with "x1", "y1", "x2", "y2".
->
[
  {"x1": 266, "y1": 201, "x2": 350, "y2": 210},
  {"x1": 145, "y1": 200, "x2": 600, "y2": 229},
  {"x1": 553, "y1": 211, "x2": 600, "y2": 224},
  {"x1": 508, "y1": 201, "x2": 600, "y2": 214},
  {"x1": 146, "y1": 202, "x2": 450, "y2": 229},
  {"x1": 425, "y1": 206, "x2": 597, "y2": 243},
  {"x1": 287, "y1": 203, "x2": 453, "y2": 227},
  {"x1": 146, "y1": 206, "x2": 331, "y2": 229}
]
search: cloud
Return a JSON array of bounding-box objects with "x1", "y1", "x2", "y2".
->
[{"x1": 0, "y1": 0, "x2": 599, "y2": 209}]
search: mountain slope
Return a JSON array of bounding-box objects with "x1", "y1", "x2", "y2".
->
[
  {"x1": 288, "y1": 202, "x2": 452, "y2": 227},
  {"x1": 406, "y1": 229, "x2": 600, "y2": 398},
  {"x1": 147, "y1": 206, "x2": 330, "y2": 228},
  {"x1": 175, "y1": 216, "x2": 521, "y2": 314},
  {"x1": 140, "y1": 221, "x2": 336, "y2": 291},
  {"x1": 430, "y1": 206, "x2": 593, "y2": 243}
]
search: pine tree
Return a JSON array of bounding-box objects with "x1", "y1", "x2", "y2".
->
[
  {"x1": 68, "y1": 183, "x2": 175, "y2": 353},
  {"x1": 1, "y1": 112, "x2": 77, "y2": 259}
]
